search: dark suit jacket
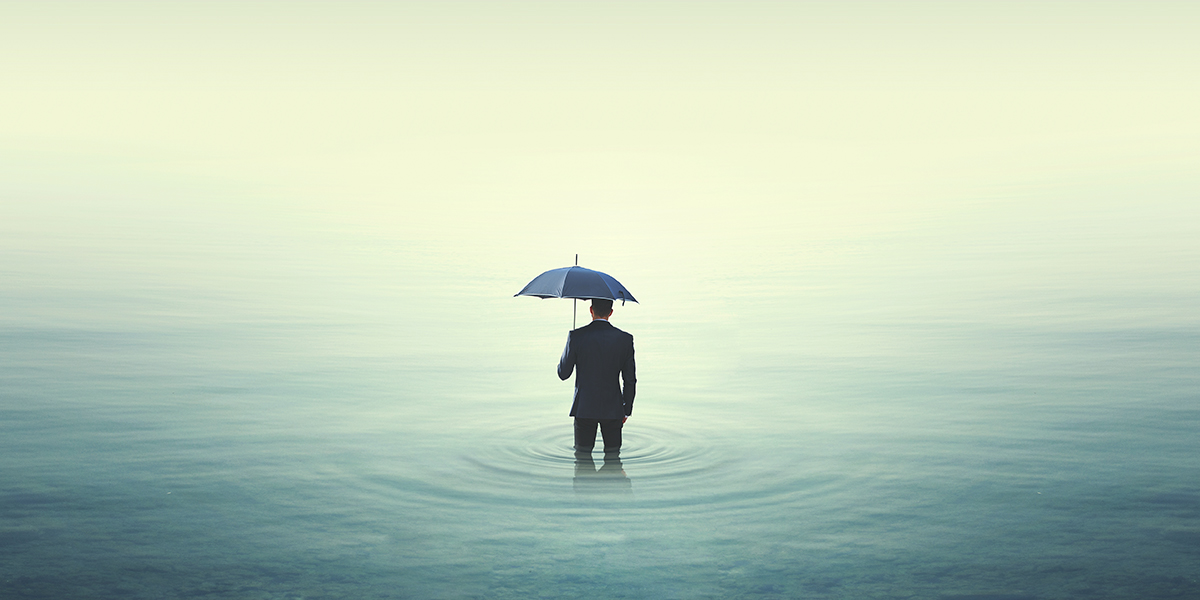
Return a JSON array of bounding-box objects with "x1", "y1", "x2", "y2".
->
[{"x1": 557, "y1": 320, "x2": 636, "y2": 420}]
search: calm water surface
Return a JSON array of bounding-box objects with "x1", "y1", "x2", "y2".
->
[{"x1": 2, "y1": 193, "x2": 1198, "y2": 599}]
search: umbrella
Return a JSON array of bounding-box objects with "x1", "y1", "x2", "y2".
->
[{"x1": 515, "y1": 257, "x2": 637, "y2": 328}]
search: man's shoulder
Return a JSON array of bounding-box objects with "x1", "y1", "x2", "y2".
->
[
  {"x1": 576, "y1": 321, "x2": 632, "y2": 339},
  {"x1": 608, "y1": 324, "x2": 634, "y2": 343},
  {"x1": 573, "y1": 321, "x2": 601, "y2": 333}
]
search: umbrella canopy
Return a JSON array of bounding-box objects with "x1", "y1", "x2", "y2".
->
[{"x1": 515, "y1": 266, "x2": 638, "y2": 304}]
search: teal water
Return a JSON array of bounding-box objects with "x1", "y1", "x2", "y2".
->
[{"x1": 2, "y1": 189, "x2": 1198, "y2": 600}]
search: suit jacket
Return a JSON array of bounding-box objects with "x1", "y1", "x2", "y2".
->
[{"x1": 557, "y1": 320, "x2": 636, "y2": 420}]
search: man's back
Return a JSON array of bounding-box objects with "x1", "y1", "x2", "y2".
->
[{"x1": 558, "y1": 320, "x2": 636, "y2": 420}]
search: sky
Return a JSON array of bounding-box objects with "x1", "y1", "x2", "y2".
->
[{"x1": 2, "y1": 1, "x2": 1197, "y2": 341}]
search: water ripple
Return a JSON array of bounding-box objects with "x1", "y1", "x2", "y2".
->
[{"x1": 363, "y1": 422, "x2": 838, "y2": 512}]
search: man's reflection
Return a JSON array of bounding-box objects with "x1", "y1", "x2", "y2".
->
[{"x1": 573, "y1": 450, "x2": 632, "y2": 494}]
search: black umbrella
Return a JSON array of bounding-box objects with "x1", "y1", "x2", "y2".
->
[{"x1": 515, "y1": 256, "x2": 637, "y2": 328}]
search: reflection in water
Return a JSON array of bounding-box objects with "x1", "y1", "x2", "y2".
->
[{"x1": 573, "y1": 451, "x2": 632, "y2": 495}]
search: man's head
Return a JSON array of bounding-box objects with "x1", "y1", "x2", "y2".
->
[{"x1": 590, "y1": 299, "x2": 613, "y2": 319}]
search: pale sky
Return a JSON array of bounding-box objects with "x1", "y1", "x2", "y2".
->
[
  {"x1": 2, "y1": 1, "x2": 1197, "y2": 309},
  {"x1": 4, "y1": 3, "x2": 1195, "y2": 196}
]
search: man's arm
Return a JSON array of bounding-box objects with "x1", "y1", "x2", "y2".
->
[
  {"x1": 621, "y1": 340, "x2": 636, "y2": 415},
  {"x1": 557, "y1": 332, "x2": 575, "y2": 380}
]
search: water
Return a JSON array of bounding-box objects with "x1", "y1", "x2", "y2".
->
[
  {"x1": 2, "y1": 186, "x2": 1197, "y2": 599},
  {"x1": 3, "y1": 4, "x2": 1199, "y2": 598}
]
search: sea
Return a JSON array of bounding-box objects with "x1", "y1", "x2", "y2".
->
[{"x1": 2, "y1": 184, "x2": 1197, "y2": 599}]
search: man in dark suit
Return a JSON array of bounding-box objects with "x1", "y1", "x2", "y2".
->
[{"x1": 557, "y1": 298, "x2": 636, "y2": 453}]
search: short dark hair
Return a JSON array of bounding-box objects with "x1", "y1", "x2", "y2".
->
[{"x1": 591, "y1": 299, "x2": 613, "y2": 317}]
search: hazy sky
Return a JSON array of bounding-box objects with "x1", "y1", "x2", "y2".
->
[
  {"x1": 5, "y1": 5, "x2": 1196, "y2": 186},
  {"x1": 2, "y1": 1, "x2": 1197, "y2": 319}
]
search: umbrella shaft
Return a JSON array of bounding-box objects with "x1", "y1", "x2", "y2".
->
[{"x1": 573, "y1": 254, "x2": 578, "y2": 329}]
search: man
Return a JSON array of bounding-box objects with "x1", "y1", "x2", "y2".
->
[{"x1": 557, "y1": 298, "x2": 636, "y2": 453}]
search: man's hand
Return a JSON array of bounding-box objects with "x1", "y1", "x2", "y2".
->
[{"x1": 622, "y1": 415, "x2": 628, "y2": 424}]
